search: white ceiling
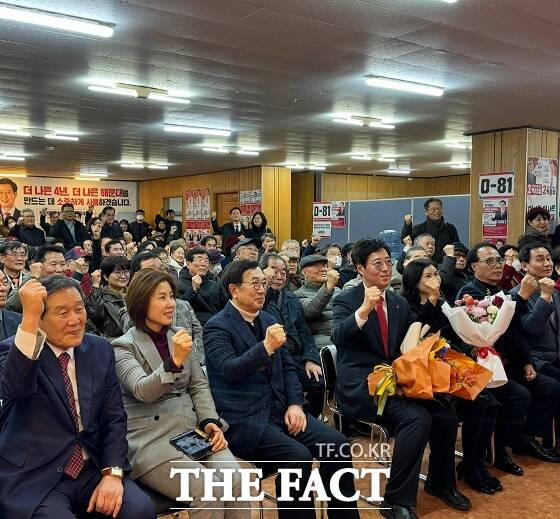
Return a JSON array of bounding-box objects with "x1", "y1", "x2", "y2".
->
[{"x1": 0, "y1": 0, "x2": 559, "y2": 180}]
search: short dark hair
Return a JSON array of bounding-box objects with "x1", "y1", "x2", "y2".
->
[
  {"x1": 401, "y1": 259, "x2": 438, "y2": 304},
  {"x1": 165, "y1": 209, "x2": 175, "y2": 216},
  {"x1": 526, "y1": 206, "x2": 551, "y2": 223},
  {"x1": 497, "y1": 244, "x2": 518, "y2": 258},
  {"x1": 466, "y1": 242, "x2": 499, "y2": 270},
  {"x1": 261, "y1": 232, "x2": 276, "y2": 242},
  {"x1": 136, "y1": 209, "x2": 145, "y2": 214},
  {"x1": 221, "y1": 259, "x2": 260, "y2": 298},
  {"x1": 259, "y1": 252, "x2": 284, "y2": 270},
  {"x1": 424, "y1": 197, "x2": 442, "y2": 210},
  {"x1": 126, "y1": 269, "x2": 176, "y2": 333},
  {"x1": 0, "y1": 240, "x2": 27, "y2": 255},
  {"x1": 200, "y1": 235, "x2": 216, "y2": 247},
  {"x1": 351, "y1": 239, "x2": 391, "y2": 268},
  {"x1": 101, "y1": 206, "x2": 115, "y2": 215},
  {"x1": 100, "y1": 255, "x2": 130, "y2": 282},
  {"x1": 169, "y1": 243, "x2": 185, "y2": 255},
  {"x1": 499, "y1": 200, "x2": 506, "y2": 205},
  {"x1": 319, "y1": 243, "x2": 341, "y2": 256},
  {"x1": 185, "y1": 247, "x2": 208, "y2": 263},
  {"x1": 137, "y1": 240, "x2": 157, "y2": 253},
  {"x1": 0, "y1": 178, "x2": 17, "y2": 192},
  {"x1": 32, "y1": 244, "x2": 65, "y2": 264},
  {"x1": 341, "y1": 242, "x2": 354, "y2": 257},
  {"x1": 41, "y1": 275, "x2": 84, "y2": 316},
  {"x1": 104, "y1": 239, "x2": 123, "y2": 253},
  {"x1": 130, "y1": 251, "x2": 160, "y2": 277},
  {"x1": 61, "y1": 203, "x2": 74, "y2": 211},
  {"x1": 251, "y1": 211, "x2": 267, "y2": 227},
  {"x1": 229, "y1": 206, "x2": 241, "y2": 214},
  {"x1": 519, "y1": 243, "x2": 553, "y2": 263},
  {"x1": 51, "y1": 238, "x2": 66, "y2": 248}
]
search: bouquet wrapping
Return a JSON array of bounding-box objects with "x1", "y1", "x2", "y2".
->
[
  {"x1": 367, "y1": 364, "x2": 398, "y2": 415},
  {"x1": 441, "y1": 349, "x2": 493, "y2": 400}
]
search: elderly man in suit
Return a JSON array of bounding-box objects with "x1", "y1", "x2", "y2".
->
[
  {"x1": 204, "y1": 259, "x2": 359, "y2": 519},
  {"x1": 0, "y1": 275, "x2": 154, "y2": 519},
  {"x1": 332, "y1": 238, "x2": 470, "y2": 519},
  {"x1": 49, "y1": 203, "x2": 91, "y2": 250}
]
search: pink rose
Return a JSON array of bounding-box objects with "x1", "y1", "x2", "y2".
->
[
  {"x1": 478, "y1": 299, "x2": 491, "y2": 308},
  {"x1": 470, "y1": 306, "x2": 487, "y2": 318}
]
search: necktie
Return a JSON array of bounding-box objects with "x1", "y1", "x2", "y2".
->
[
  {"x1": 376, "y1": 296, "x2": 389, "y2": 357},
  {"x1": 58, "y1": 352, "x2": 85, "y2": 479},
  {"x1": 235, "y1": 224, "x2": 239, "y2": 233}
]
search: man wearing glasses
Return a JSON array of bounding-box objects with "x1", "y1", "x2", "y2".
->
[
  {"x1": 458, "y1": 242, "x2": 560, "y2": 474},
  {"x1": 0, "y1": 241, "x2": 29, "y2": 292},
  {"x1": 401, "y1": 198, "x2": 460, "y2": 264},
  {"x1": 332, "y1": 238, "x2": 470, "y2": 518},
  {"x1": 49, "y1": 203, "x2": 91, "y2": 250}
]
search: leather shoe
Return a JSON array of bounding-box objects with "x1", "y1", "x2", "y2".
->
[
  {"x1": 494, "y1": 450, "x2": 524, "y2": 476},
  {"x1": 514, "y1": 439, "x2": 560, "y2": 463},
  {"x1": 379, "y1": 501, "x2": 418, "y2": 519},
  {"x1": 424, "y1": 482, "x2": 472, "y2": 511}
]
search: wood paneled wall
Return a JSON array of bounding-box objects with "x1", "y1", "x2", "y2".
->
[
  {"x1": 322, "y1": 173, "x2": 469, "y2": 201},
  {"x1": 291, "y1": 172, "x2": 315, "y2": 242},
  {"x1": 138, "y1": 167, "x2": 262, "y2": 226},
  {"x1": 470, "y1": 128, "x2": 560, "y2": 244},
  {"x1": 261, "y1": 166, "x2": 291, "y2": 247}
]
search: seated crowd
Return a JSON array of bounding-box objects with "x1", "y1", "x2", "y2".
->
[{"x1": 1, "y1": 197, "x2": 559, "y2": 519}]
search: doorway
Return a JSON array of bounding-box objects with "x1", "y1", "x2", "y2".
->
[{"x1": 216, "y1": 192, "x2": 239, "y2": 225}]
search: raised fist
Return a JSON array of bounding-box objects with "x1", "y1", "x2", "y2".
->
[
  {"x1": 264, "y1": 323, "x2": 286, "y2": 354},
  {"x1": 19, "y1": 279, "x2": 48, "y2": 318},
  {"x1": 211, "y1": 211, "x2": 217, "y2": 219},
  {"x1": 311, "y1": 235, "x2": 321, "y2": 246},
  {"x1": 191, "y1": 274, "x2": 203, "y2": 291},
  {"x1": 404, "y1": 214, "x2": 413, "y2": 225},
  {"x1": 29, "y1": 261, "x2": 43, "y2": 279},
  {"x1": 326, "y1": 269, "x2": 340, "y2": 291},
  {"x1": 91, "y1": 269, "x2": 102, "y2": 288},
  {"x1": 538, "y1": 277, "x2": 555, "y2": 300},
  {"x1": 518, "y1": 273, "x2": 538, "y2": 300},
  {"x1": 359, "y1": 285, "x2": 382, "y2": 319},
  {"x1": 171, "y1": 329, "x2": 192, "y2": 367},
  {"x1": 443, "y1": 244, "x2": 455, "y2": 257},
  {"x1": 403, "y1": 235, "x2": 412, "y2": 247}
]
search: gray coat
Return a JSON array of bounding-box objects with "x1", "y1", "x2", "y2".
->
[
  {"x1": 112, "y1": 326, "x2": 223, "y2": 479},
  {"x1": 294, "y1": 281, "x2": 340, "y2": 348}
]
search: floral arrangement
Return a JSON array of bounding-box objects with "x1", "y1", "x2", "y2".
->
[{"x1": 454, "y1": 293, "x2": 505, "y2": 325}]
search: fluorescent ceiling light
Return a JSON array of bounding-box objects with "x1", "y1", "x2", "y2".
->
[
  {"x1": 311, "y1": 165, "x2": 326, "y2": 171},
  {"x1": 365, "y1": 75, "x2": 444, "y2": 97},
  {"x1": 88, "y1": 85, "x2": 137, "y2": 97},
  {"x1": 45, "y1": 133, "x2": 79, "y2": 142},
  {"x1": 120, "y1": 162, "x2": 143, "y2": 169},
  {"x1": 440, "y1": 0, "x2": 458, "y2": 3},
  {"x1": 148, "y1": 164, "x2": 169, "y2": 170},
  {"x1": 0, "y1": 128, "x2": 30, "y2": 137},
  {"x1": 388, "y1": 168, "x2": 411, "y2": 175},
  {"x1": 0, "y1": 153, "x2": 25, "y2": 161},
  {"x1": 451, "y1": 163, "x2": 470, "y2": 169},
  {"x1": 445, "y1": 142, "x2": 470, "y2": 150},
  {"x1": 351, "y1": 155, "x2": 372, "y2": 161},
  {"x1": 377, "y1": 156, "x2": 396, "y2": 162},
  {"x1": 333, "y1": 118, "x2": 364, "y2": 127},
  {"x1": 236, "y1": 149, "x2": 260, "y2": 156},
  {"x1": 369, "y1": 121, "x2": 395, "y2": 130},
  {"x1": 80, "y1": 172, "x2": 107, "y2": 177},
  {"x1": 0, "y1": 3, "x2": 114, "y2": 38},
  {"x1": 202, "y1": 147, "x2": 229, "y2": 154},
  {"x1": 75, "y1": 176, "x2": 101, "y2": 182},
  {"x1": 3, "y1": 173, "x2": 26, "y2": 177},
  {"x1": 164, "y1": 125, "x2": 231, "y2": 137},
  {"x1": 147, "y1": 92, "x2": 190, "y2": 105}
]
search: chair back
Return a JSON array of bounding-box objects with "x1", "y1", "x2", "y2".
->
[{"x1": 320, "y1": 345, "x2": 337, "y2": 402}]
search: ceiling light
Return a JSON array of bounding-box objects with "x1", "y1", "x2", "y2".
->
[
  {"x1": 88, "y1": 85, "x2": 137, "y2": 97},
  {"x1": 0, "y1": 128, "x2": 30, "y2": 137},
  {"x1": 377, "y1": 156, "x2": 396, "y2": 162},
  {"x1": 451, "y1": 163, "x2": 470, "y2": 169},
  {"x1": 147, "y1": 92, "x2": 191, "y2": 105},
  {"x1": 202, "y1": 147, "x2": 229, "y2": 154},
  {"x1": 75, "y1": 176, "x2": 101, "y2": 182},
  {"x1": 351, "y1": 155, "x2": 372, "y2": 161},
  {"x1": 311, "y1": 165, "x2": 326, "y2": 171},
  {"x1": 440, "y1": 0, "x2": 458, "y2": 3},
  {"x1": 0, "y1": 153, "x2": 25, "y2": 161},
  {"x1": 0, "y1": 3, "x2": 114, "y2": 38},
  {"x1": 80, "y1": 172, "x2": 107, "y2": 177},
  {"x1": 365, "y1": 75, "x2": 444, "y2": 97},
  {"x1": 332, "y1": 118, "x2": 364, "y2": 127},
  {"x1": 148, "y1": 164, "x2": 169, "y2": 170},
  {"x1": 445, "y1": 142, "x2": 470, "y2": 150},
  {"x1": 236, "y1": 149, "x2": 260, "y2": 156},
  {"x1": 369, "y1": 121, "x2": 396, "y2": 130},
  {"x1": 3, "y1": 173, "x2": 26, "y2": 177},
  {"x1": 44, "y1": 133, "x2": 79, "y2": 142},
  {"x1": 164, "y1": 125, "x2": 231, "y2": 137},
  {"x1": 120, "y1": 162, "x2": 143, "y2": 169},
  {"x1": 388, "y1": 168, "x2": 411, "y2": 175}
]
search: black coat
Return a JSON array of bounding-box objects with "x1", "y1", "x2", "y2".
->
[
  {"x1": 8, "y1": 225, "x2": 46, "y2": 247},
  {"x1": 100, "y1": 222, "x2": 123, "y2": 240},
  {"x1": 128, "y1": 221, "x2": 152, "y2": 243},
  {"x1": 438, "y1": 256, "x2": 472, "y2": 305},
  {"x1": 49, "y1": 219, "x2": 90, "y2": 250},
  {"x1": 400, "y1": 218, "x2": 460, "y2": 263}
]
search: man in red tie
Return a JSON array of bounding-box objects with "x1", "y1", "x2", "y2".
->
[
  {"x1": 332, "y1": 238, "x2": 470, "y2": 519},
  {"x1": 0, "y1": 276, "x2": 155, "y2": 519}
]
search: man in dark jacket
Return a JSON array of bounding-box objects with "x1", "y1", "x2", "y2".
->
[
  {"x1": 128, "y1": 209, "x2": 152, "y2": 243},
  {"x1": 49, "y1": 203, "x2": 90, "y2": 250},
  {"x1": 401, "y1": 198, "x2": 460, "y2": 263},
  {"x1": 438, "y1": 242, "x2": 472, "y2": 304},
  {"x1": 211, "y1": 207, "x2": 246, "y2": 256},
  {"x1": 100, "y1": 206, "x2": 123, "y2": 240},
  {"x1": 177, "y1": 247, "x2": 228, "y2": 325},
  {"x1": 8, "y1": 208, "x2": 46, "y2": 247},
  {"x1": 260, "y1": 253, "x2": 324, "y2": 418},
  {"x1": 458, "y1": 242, "x2": 560, "y2": 471}
]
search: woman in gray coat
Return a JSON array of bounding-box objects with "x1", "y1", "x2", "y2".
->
[{"x1": 113, "y1": 268, "x2": 250, "y2": 518}]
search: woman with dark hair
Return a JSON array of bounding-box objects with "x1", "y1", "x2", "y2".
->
[
  {"x1": 245, "y1": 211, "x2": 271, "y2": 240},
  {"x1": 85, "y1": 255, "x2": 130, "y2": 340},
  {"x1": 119, "y1": 218, "x2": 130, "y2": 233},
  {"x1": 402, "y1": 259, "x2": 501, "y2": 495},
  {"x1": 112, "y1": 269, "x2": 249, "y2": 519},
  {"x1": 168, "y1": 242, "x2": 185, "y2": 276},
  {"x1": 518, "y1": 206, "x2": 551, "y2": 249},
  {"x1": 497, "y1": 244, "x2": 524, "y2": 290}
]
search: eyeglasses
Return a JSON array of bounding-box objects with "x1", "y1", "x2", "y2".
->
[
  {"x1": 4, "y1": 251, "x2": 26, "y2": 258},
  {"x1": 369, "y1": 259, "x2": 393, "y2": 271},
  {"x1": 240, "y1": 281, "x2": 268, "y2": 291},
  {"x1": 475, "y1": 257, "x2": 505, "y2": 267},
  {"x1": 112, "y1": 270, "x2": 130, "y2": 277}
]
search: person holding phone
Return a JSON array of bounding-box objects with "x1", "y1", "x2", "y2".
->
[{"x1": 112, "y1": 268, "x2": 249, "y2": 518}]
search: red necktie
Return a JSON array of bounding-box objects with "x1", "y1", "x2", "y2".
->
[
  {"x1": 58, "y1": 352, "x2": 85, "y2": 479},
  {"x1": 376, "y1": 296, "x2": 389, "y2": 357}
]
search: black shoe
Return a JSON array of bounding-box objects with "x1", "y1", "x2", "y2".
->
[
  {"x1": 494, "y1": 450, "x2": 524, "y2": 476},
  {"x1": 515, "y1": 440, "x2": 560, "y2": 463},
  {"x1": 424, "y1": 482, "x2": 472, "y2": 511},
  {"x1": 456, "y1": 462, "x2": 496, "y2": 495},
  {"x1": 379, "y1": 501, "x2": 418, "y2": 519},
  {"x1": 481, "y1": 469, "x2": 503, "y2": 492}
]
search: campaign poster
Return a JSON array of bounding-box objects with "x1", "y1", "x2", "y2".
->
[
  {"x1": 312, "y1": 202, "x2": 332, "y2": 237},
  {"x1": 331, "y1": 201, "x2": 346, "y2": 229},
  {"x1": 527, "y1": 157, "x2": 558, "y2": 228},
  {"x1": 482, "y1": 199, "x2": 508, "y2": 242}
]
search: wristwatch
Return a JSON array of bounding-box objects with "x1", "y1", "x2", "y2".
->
[{"x1": 101, "y1": 467, "x2": 124, "y2": 479}]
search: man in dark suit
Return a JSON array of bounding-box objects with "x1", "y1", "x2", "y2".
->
[
  {"x1": 457, "y1": 242, "x2": 560, "y2": 471},
  {"x1": 0, "y1": 276, "x2": 155, "y2": 518},
  {"x1": 164, "y1": 209, "x2": 182, "y2": 241},
  {"x1": 204, "y1": 259, "x2": 359, "y2": 519},
  {"x1": 211, "y1": 207, "x2": 247, "y2": 256},
  {"x1": 128, "y1": 209, "x2": 152, "y2": 243},
  {"x1": 332, "y1": 238, "x2": 470, "y2": 519},
  {"x1": 0, "y1": 177, "x2": 21, "y2": 222},
  {"x1": 491, "y1": 200, "x2": 508, "y2": 223},
  {"x1": 100, "y1": 206, "x2": 124, "y2": 240},
  {"x1": 8, "y1": 208, "x2": 46, "y2": 247},
  {"x1": 49, "y1": 203, "x2": 91, "y2": 250}
]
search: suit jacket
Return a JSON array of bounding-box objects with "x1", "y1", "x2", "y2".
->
[
  {"x1": 509, "y1": 285, "x2": 560, "y2": 370},
  {"x1": 211, "y1": 220, "x2": 246, "y2": 255},
  {"x1": 49, "y1": 218, "x2": 90, "y2": 250},
  {"x1": 0, "y1": 333, "x2": 128, "y2": 519},
  {"x1": 100, "y1": 222, "x2": 124, "y2": 240},
  {"x1": 112, "y1": 327, "x2": 221, "y2": 480},
  {"x1": 400, "y1": 217, "x2": 460, "y2": 263},
  {"x1": 203, "y1": 302, "x2": 305, "y2": 456},
  {"x1": 1, "y1": 207, "x2": 20, "y2": 221},
  {"x1": 0, "y1": 310, "x2": 22, "y2": 375},
  {"x1": 331, "y1": 283, "x2": 411, "y2": 421},
  {"x1": 8, "y1": 225, "x2": 46, "y2": 247}
]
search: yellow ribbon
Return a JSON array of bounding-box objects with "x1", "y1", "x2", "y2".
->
[{"x1": 371, "y1": 364, "x2": 397, "y2": 415}]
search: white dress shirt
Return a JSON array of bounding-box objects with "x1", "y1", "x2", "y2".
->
[{"x1": 355, "y1": 288, "x2": 388, "y2": 329}]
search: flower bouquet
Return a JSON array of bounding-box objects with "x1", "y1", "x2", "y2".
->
[
  {"x1": 441, "y1": 292, "x2": 513, "y2": 388},
  {"x1": 440, "y1": 348, "x2": 493, "y2": 400}
]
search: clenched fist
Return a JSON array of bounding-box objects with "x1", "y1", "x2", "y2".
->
[
  {"x1": 358, "y1": 285, "x2": 382, "y2": 320},
  {"x1": 192, "y1": 274, "x2": 203, "y2": 292},
  {"x1": 518, "y1": 273, "x2": 538, "y2": 300},
  {"x1": 171, "y1": 329, "x2": 193, "y2": 367},
  {"x1": 443, "y1": 244, "x2": 455, "y2": 257},
  {"x1": 29, "y1": 261, "x2": 43, "y2": 279},
  {"x1": 402, "y1": 235, "x2": 412, "y2": 247},
  {"x1": 91, "y1": 269, "x2": 102, "y2": 288},
  {"x1": 404, "y1": 214, "x2": 413, "y2": 225},
  {"x1": 538, "y1": 277, "x2": 555, "y2": 301},
  {"x1": 19, "y1": 279, "x2": 48, "y2": 334},
  {"x1": 311, "y1": 235, "x2": 321, "y2": 246},
  {"x1": 263, "y1": 323, "x2": 286, "y2": 355},
  {"x1": 326, "y1": 269, "x2": 340, "y2": 292}
]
